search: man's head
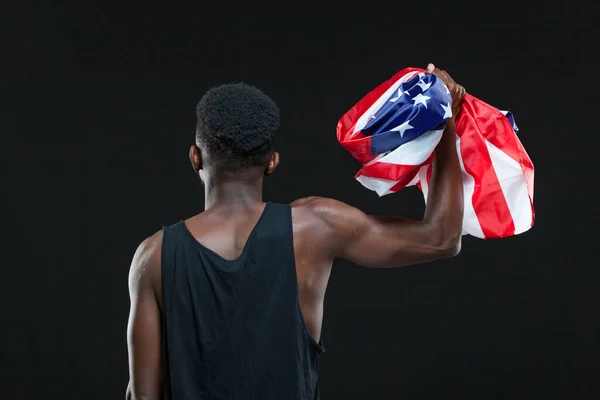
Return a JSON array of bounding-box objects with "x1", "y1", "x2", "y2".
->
[{"x1": 190, "y1": 83, "x2": 280, "y2": 179}]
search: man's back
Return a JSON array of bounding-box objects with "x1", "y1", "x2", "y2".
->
[
  {"x1": 160, "y1": 202, "x2": 324, "y2": 399},
  {"x1": 178, "y1": 199, "x2": 331, "y2": 345}
]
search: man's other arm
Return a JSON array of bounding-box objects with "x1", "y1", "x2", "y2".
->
[{"x1": 126, "y1": 232, "x2": 163, "y2": 400}]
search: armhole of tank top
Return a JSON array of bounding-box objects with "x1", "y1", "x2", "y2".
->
[
  {"x1": 159, "y1": 226, "x2": 173, "y2": 398},
  {"x1": 160, "y1": 224, "x2": 170, "y2": 314},
  {"x1": 287, "y1": 205, "x2": 325, "y2": 354}
]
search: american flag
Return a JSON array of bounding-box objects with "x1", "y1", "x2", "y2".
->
[{"x1": 336, "y1": 67, "x2": 535, "y2": 239}]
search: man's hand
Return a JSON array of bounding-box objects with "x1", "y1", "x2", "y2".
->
[{"x1": 426, "y1": 63, "x2": 465, "y2": 120}]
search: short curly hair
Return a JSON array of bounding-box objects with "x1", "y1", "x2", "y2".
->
[{"x1": 195, "y1": 83, "x2": 280, "y2": 171}]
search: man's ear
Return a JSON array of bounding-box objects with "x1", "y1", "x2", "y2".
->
[
  {"x1": 189, "y1": 145, "x2": 202, "y2": 173},
  {"x1": 264, "y1": 151, "x2": 280, "y2": 176}
]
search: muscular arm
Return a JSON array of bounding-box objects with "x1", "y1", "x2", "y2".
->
[
  {"x1": 295, "y1": 65, "x2": 465, "y2": 269},
  {"x1": 295, "y1": 118, "x2": 463, "y2": 269},
  {"x1": 126, "y1": 232, "x2": 163, "y2": 400}
]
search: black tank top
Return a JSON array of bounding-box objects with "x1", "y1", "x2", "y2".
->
[{"x1": 161, "y1": 202, "x2": 325, "y2": 400}]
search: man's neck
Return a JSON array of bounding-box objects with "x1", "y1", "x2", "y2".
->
[{"x1": 203, "y1": 175, "x2": 264, "y2": 210}]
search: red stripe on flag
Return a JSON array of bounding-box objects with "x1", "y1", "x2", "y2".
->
[
  {"x1": 388, "y1": 169, "x2": 421, "y2": 192},
  {"x1": 426, "y1": 162, "x2": 432, "y2": 184},
  {"x1": 357, "y1": 154, "x2": 434, "y2": 186},
  {"x1": 483, "y1": 110, "x2": 535, "y2": 227},
  {"x1": 457, "y1": 111, "x2": 515, "y2": 238},
  {"x1": 460, "y1": 94, "x2": 535, "y2": 200},
  {"x1": 338, "y1": 132, "x2": 378, "y2": 165}
]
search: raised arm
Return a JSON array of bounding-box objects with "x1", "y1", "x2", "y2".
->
[
  {"x1": 295, "y1": 64, "x2": 464, "y2": 269},
  {"x1": 126, "y1": 232, "x2": 163, "y2": 400}
]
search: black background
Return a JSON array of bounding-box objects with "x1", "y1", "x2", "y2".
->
[{"x1": 3, "y1": 2, "x2": 599, "y2": 399}]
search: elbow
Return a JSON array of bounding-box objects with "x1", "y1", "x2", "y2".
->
[
  {"x1": 439, "y1": 236, "x2": 461, "y2": 258},
  {"x1": 423, "y1": 220, "x2": 462, "y2": 259}
]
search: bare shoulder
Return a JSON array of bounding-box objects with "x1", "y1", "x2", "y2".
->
[
  {"x1": 290, "y1": 197, "x2": 368, "y2": 252},
  {"x1": 291, "y1": 196, "x2": 367, "y2": 227},
  {"x1": 128, "y1": 230, "x2": 163, "y2": 293}
]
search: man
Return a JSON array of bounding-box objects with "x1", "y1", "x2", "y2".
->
[{"x1": 126, "y1": 63, "x2": 465, "y2": 400}]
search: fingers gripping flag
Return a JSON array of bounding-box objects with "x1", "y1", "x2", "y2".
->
[{"x1": 336, "y1": 67, "x2": 535, "y2": 239}]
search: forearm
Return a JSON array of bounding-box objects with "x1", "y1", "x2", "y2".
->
[{"x1": 422, "y1": 119, "x2": 464, "y2": 250}]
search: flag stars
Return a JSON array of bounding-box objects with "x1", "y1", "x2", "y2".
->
[
  {"x1": 412, "y1": 93, "x2": 431, "y2": 108},
  {"x1": 390, "y1": 121, "x2": 413, "y2": 138},
  {"x1": 441, "y1": 102, "x2": 452, "y2": 119}
]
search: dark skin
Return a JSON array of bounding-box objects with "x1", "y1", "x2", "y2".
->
[{"x1": 126, "y1": 64, "x2": 465, "y2": 400}]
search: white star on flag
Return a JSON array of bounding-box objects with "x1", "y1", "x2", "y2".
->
[
  {"x1": 440, "y1": 102, "x2": 452, "y2": 119},
  {"x1": 412, "y1": 93, "x2": 431, "y2": 108},
  {"x1": 388, "y1": 87, "x2": 404, "y2": 102},
  {"x1": 390, "y1": 121, "x2": 413, "y2": 137},
  {"x1": 416, "y1": 79, "x2": 432, "y2": 92}
]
